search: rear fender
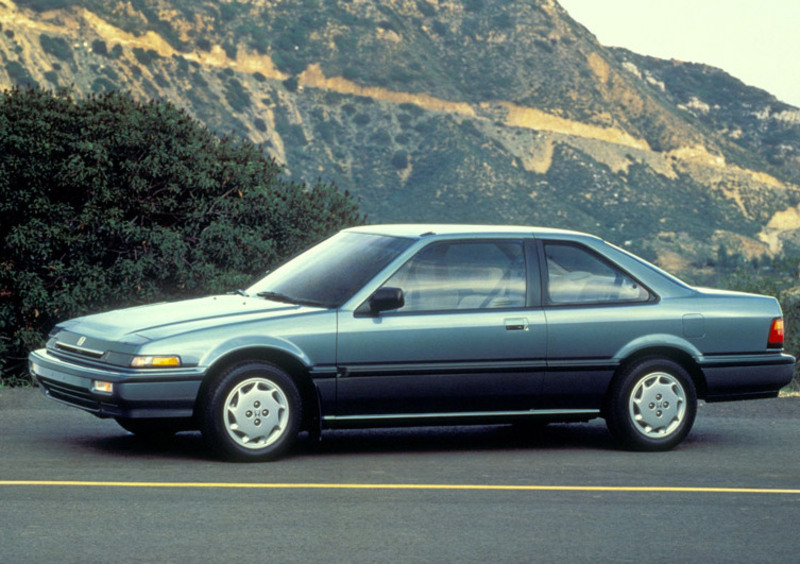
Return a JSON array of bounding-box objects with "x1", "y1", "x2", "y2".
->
[
  {"x1": 610, "y1": 335, "x2": 707, "y2": 402},
  {"x1": 614, "y1": 334, "x2": 702, "y2": 362}
]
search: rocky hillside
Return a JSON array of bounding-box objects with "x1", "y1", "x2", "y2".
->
[{"x1": 2, "y1": 0, "x2": 800, "y2": 275}]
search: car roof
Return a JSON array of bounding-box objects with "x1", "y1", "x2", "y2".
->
[{"x1": 345, "y1": 224, "x2": 595, "y2": 240}]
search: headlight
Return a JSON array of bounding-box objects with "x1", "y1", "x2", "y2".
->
[{"x1": 130, "y1": 355, "x2": 182, "y2": 368}]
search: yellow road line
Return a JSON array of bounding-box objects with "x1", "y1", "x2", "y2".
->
[{"x1": 1, "y1": 481, "x2": 799, "y2": 494}]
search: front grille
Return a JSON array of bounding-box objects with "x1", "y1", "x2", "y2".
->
[
  {"x1": 54, "y1": 341, "x2": 105, "y2": 360},
  {"x1": 38, "y1": 377, "x2": 101, "y2": 412}
]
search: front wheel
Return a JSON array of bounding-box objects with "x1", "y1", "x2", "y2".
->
[
  {"x1": 200, "y1": 362, "x2": 302, "y2": 462},
  {"x1": 605, "y1": 358, "x2": 697, "y2": 451}
]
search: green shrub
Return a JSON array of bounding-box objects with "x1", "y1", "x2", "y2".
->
[
  {"x1": 133, "y1": 48, "x2": 160, "y2": 66},
  {"x1": 416, "y1": 1, "x2": 435, "y2": 17},
  {"x1": 223, "y1": 41, "x2": 237, "y2": 60},
  {"x1": 282, "y1": 76, "x2": 299, "y2": 93},
  {"x1": 430, "y1": 20, "x2": 447, "y2": 37},
  {"x1": 224, "y1": 78, "x2": 252, "y2": 112},
  {"x1": 15, "y1": 0, "x2": 70, "y2": 10},
  {"x1": 219, "y1": 1, "x2": 243, "y2": 22},
  {"x1": 353, "y1": 113, "x2": 371, "y2": 126},
  {"x1": 92, "y1": 39, "x2": 108, "y2": 57},
  {"x1": 5, "y1": 62, "x2": 37, "y2": 88},
  {"x1": 399, "y1": 102, "x2": 424, "y2": 116},
  {"x1": 0, "y1": 87, "x2": 362, "y2": 381},
  {"x1": 391, "y1": 150, "x2": 409, "y2": 170},
  {"x1": 370, "y1": 130, "x2": 392, "y2": 146},
  {"x1": 40, "y1": 34, "x2": 73, "y2": 62}
]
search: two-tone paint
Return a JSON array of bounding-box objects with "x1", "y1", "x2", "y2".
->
[{"x1": 29, "y1": 225, "x2": 794, "y2": 437}]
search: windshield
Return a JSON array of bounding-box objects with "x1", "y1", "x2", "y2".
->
[{"x1": 246, "y1": 232, "x2": 415, "y2": 308}]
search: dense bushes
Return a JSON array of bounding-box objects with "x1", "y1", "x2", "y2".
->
[{"x1": 0, "y1": 87, "x2": 362, "y2": 381}]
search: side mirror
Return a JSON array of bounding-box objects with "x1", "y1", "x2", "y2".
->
[{"x1": 368, "y1": 287, "x2": 404, "y2": 315}]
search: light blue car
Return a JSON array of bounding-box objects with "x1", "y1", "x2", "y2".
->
[{"x1": 29, "y1": 225, "x2": 795, "y2": 460}]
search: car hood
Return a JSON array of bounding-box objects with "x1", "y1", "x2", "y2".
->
[{"x1": 56, "y1": 295, "x2": 322, "y2": 343}]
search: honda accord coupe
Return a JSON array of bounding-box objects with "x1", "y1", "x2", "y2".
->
[{"x1": 30, "y1": 225, "x2": 795, "y2": 460}]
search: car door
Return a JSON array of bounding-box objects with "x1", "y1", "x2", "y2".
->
[
  {"x1": 539, "y1": 240, "x2": 659, "y2": 409},
  {"x1": 335, "y1": 238, "x2": 547, "y2": 418}
]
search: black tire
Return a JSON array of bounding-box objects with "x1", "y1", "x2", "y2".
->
[
  {"x1": 200, "y1": 361, "x2": 302, "y2": 462},
  {"x1": 605, "y1": 358, "x2": 697, "y2": 452},
  {"x1": 115, "y1": 417, "x2": 191, "y2": 437}
]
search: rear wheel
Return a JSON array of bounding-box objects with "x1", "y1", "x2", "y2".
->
[
  {"x1": 605, "y1": 358, "x2": 697, "y2": 451},
  {"x1": 200, "y1": 361, "x2": 302, "y2": 462}
]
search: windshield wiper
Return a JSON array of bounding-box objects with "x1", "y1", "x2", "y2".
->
[
  {"x1": 256, "y1": 291, "x2": 330, "y2": 308},
  {"x1": 229, "y1": 289, "x2": 249, "y2": 297},
  {"x1": 256, "y1": 291, "x2": 298, "y2": 304}
]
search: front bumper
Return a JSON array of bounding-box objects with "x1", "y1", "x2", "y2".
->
[
  {"x1": 29, "y1": 348, "x2": 205, "y2": 419},
  {"x1": 699, "y1": 353, "x2": 795, "y2": 401}
]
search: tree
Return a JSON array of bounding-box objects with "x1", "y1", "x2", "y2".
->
[{"x1": 0, "y1": 87, "x2": 363, "y2": 380}]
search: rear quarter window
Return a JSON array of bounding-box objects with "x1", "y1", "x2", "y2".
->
[{"x1": 543, "y1": 242, "x2": 652, "y2": 305}]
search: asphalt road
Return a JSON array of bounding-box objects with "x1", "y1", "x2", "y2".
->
[{"x1": 1, "y1": 388, "x2": 798, "y2": 563}]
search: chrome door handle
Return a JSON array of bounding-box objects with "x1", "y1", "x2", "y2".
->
[{"x1": 505, "y1": 318, "x2": 529, "y2": 331}]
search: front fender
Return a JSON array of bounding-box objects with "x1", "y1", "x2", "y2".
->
[{"x1": 201, "y1": 335, "x2": 315, "y2": 369}]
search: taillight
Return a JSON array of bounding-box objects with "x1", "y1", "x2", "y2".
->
[{"x1": 768, "y1": 318, "x2": 785, "y2": 349}]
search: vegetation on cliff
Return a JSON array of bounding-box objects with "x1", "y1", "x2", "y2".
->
[{"x1": 0, "y1": 86, "x2": 361, "y2": 380}]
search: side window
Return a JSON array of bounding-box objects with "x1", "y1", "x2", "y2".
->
[
  {"x1": 544, "y1": 242, "x2": 651, "y2": 305},
  {"x1": 382, "y1": 240, "x2": 526, "y2": 312}
]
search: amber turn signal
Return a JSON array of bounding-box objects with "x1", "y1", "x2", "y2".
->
[{"x1": 130, "y1": 355, "x2": 182, "y2": 368}]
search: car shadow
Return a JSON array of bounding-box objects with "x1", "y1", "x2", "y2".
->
[
  {"x1": 74, "y1": 421, "x2": 618, "y2": 462},
  {"x1": 296, "y1": 421, "x2": 618, "y2": 457},
  {"x1": 76, "y1": 431, "x2": 211, "y2": 461}
]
